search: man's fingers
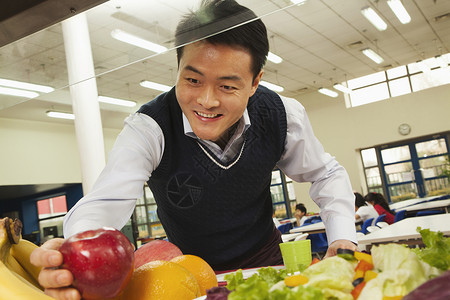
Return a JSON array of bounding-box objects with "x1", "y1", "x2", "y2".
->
[
  {"x1": 45, "y1": 287, "x2": 81, "y2": 300},
  {"x1": 30, "y1": 238, "x2": 65, "y2": 268},
  {"x1": 38, "y1": 268, "x2": 74, "y2": 289}
]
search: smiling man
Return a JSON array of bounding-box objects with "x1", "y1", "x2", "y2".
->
[{"x1": 31, "y1": 1, "x2": 357, "y2": 299}]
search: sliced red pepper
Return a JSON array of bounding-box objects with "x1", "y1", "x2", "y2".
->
[
  {"x1": 351, "y1": 281, "x2": 366, "y2": 300},
  {"x1": 353, "y1": 259, "x2": 374, "y2": 280},
  {"x1": 310, "y1": 258, "x2": 321, "y2": 265}
]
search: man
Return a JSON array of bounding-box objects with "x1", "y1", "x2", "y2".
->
[{"x1": 31, "y1": 1, "x2": 357, "y2": 299}]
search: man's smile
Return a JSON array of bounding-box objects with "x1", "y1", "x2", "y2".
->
[{"x1": 195, "y1": 111, "x2": 222, "y2": 119}]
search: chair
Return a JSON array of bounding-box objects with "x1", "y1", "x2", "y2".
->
[
  {"x1": 366, "y1": 225, "x2": 381, "y2": 233},
  {"x1": 376, "y1": 221, "x2": 389, "y2": 228},
  {"x1": 294, "y1": 233, "x2": 309, "y2": 241},
  {"x1": 374, "y1": 214, "x2": 386, "y2": 226},
  {"x1": 360, "y1": 218, "x2": 374, "y2": 234},
  {"x1": 303, "y1": 215, "x2": 321, "y2": 225},
  {"x1": 394, "y1": 210, "x2": 406, "y2": 223},
  {"x1": 415, "y1": 210, "x2": 444, "y2": 217},
  {"x1": 277, "y1": 223, "x2": 293, "y2": 234}
]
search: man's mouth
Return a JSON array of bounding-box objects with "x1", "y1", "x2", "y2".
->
[{"x1": 196, "y1": 111, "x2": 221, "y2": 119}]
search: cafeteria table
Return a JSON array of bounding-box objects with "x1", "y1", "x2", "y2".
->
[
  {"x1": 403, "y1": 199, "x2": 450, "y2": 215},
  {"x1": 289, "y1": 218, "x2": 363, "y2": 235},
  {"x1": 357, "y1": 214, "x2": 450, "y2": 250},
  {"x1": 289, "y1": 222, "x2": 326, "y2": 235}
]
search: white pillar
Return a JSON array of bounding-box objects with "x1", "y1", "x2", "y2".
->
[{"x1": 62, "y1": 13, "x2": 105, "y2": 195}]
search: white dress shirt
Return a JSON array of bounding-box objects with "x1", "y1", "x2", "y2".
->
[{"x1": 63, "y1": 95, "x2": 357, "y2": 245}]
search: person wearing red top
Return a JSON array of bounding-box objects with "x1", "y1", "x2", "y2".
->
[{"x1": 364, "y1": 192, "x2": 396, "y2": 225}]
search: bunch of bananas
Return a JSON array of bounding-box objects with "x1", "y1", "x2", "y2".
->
[{"x1": 0, "y1": 217, "x2": 53, "y2": 299}]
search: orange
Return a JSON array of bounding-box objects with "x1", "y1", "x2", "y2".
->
[
  {"x1": 170, "y1": 254, "x2": 218, "y2": 295},
  {"x1": 118, "y1": 260, "x2": 201, "y2": 300}
]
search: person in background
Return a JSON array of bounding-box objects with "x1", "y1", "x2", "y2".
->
[
  {"x1": 364, "y1": 192, "x2": 396, "y2": 224},
  {"x1": 294, "y1": 203, "x2": 307, "y2": 226},
  {"x1": 354, "y1": 192, "x2": 378, "y2": 223},
  {"x1": 30, "y1": 1, "x2": 357, "y2": 299}
]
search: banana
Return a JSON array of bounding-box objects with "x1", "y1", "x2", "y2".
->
[
  {"x1": 6, "y1": 253, "x2": 42, "y2": 289},
  {"x1": 0, "y1": 218, "x2": 54, "y2": 299},
  {"x1": 0, "y1": 259, "x2": 54, "y2": 300},
  {"x1": 11, "y1": 238, "x2": 43, "y2": 283}
]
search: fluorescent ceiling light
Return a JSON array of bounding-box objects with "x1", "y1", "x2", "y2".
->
[
  {"x1": 0, "y1": 86, "x2": 39, "y2": 98},
  {"x1": 98, "y1": 96, "x2": 136, "y2": 107},
  {"x1": 387, "y1": 0, "x2": 411, "y2": 24},
  {"x1": 267, "y1": 52, "x2": 283, "y2": 64},
  {"x1": 318, "y1": 88, "x2": 338, "y2": 98},
  {"x1": 111, "y1": 29, "x2": 168, "y2": 54},
  {"x1": 259, "y1": 81, "x2": 284, "y2": 92},
  {"x1": 46, "y1": 111, "x2": 75, "y2": 120},
  {"x1": 0, "y1": 78, "x2": 54, "y2": 93},
  {"x1": 140, "y1": 80, "x2": 172, "y2": 92},
  {"x1": 290, "y1": 0, "x2": 307, "y2": 4},
  {"x1": 435, "y1": 55, "x2": 448, "y2": 69},
  {"x1": 415, "y1": 60, "x2": 430, "y2": 73},
  {"x1": 361, "y1": 6, "x2": 387, "y2": 31},
  {"x1": 362, "y1": 48, "x2": 384, "y2": 64},
  {"x1": 333, "y1": 83, "x2": 352, "y2": 94}
]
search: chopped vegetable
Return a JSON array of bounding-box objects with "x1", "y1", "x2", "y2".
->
[
  {"x1": 354, "y1": 251, "x2": 373, "y2": 265},
  {"x1": 224, "y1": 267, "x2": 323, "y2": 300},
  {"x1": 382, "y1": 296, "x2": 403, "y2": 300},
  {"x1": 403, "y1": 270, "x2": 450, "y2": 300},
  {"x1": 284, "y1": 274, "x2": 308, "y2": 287},
  {"x1": 352, "y1": 277, "x2": 364, "y2": 287},
  {"x1": 337, "y1": 249, "x2": 357, "y2": 262},
  {"x1": 363, "y1": 270, "x2": 378, "y2": 282},
  {"x1": 353, "y1": 260, "x2": 374, "y2": 280},
  {"x1": 310, "y1": 257, "x2": 321, "y2": 265},
  {"x1": 350, "y1": 281, "x2": 366, "y2": 300}
]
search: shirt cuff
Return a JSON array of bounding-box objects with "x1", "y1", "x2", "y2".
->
[{"x1": 323, "y1": 214, "x2": 358, "y2": 245}]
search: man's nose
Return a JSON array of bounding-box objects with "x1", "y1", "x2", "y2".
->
[{"x1": 197, "y1": 86, "x2": 220, "y2": 109}]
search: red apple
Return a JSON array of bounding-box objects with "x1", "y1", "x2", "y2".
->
[
  {"x1": 59, "y1": 227, "x2": 135, "y2": 300},
  {"x1": 134, "y1": 239, "x2": 183, "y2": 269}
]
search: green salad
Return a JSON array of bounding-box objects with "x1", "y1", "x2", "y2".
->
[{"x1": 214, "y1": 228, "x2": 449, "y2": 300}]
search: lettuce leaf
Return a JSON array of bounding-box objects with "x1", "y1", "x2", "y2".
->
[
  {"x1": 358, "y1": 243, "x2": 443, "y2": 300},
  {"x1": 303, "y1": 256, "x2": 356, "y2": 297},
  {"x1": 225, "y1": 267, "x2": 323, "y2": 300},
  {"x1": 413, "y1": 227, "x2": 450, "y2": 271}
]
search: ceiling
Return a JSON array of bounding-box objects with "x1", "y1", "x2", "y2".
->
[{"x1": 0, "y1": 0, "x2": 449, "y2": 131}]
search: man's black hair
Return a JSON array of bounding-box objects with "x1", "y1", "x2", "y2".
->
[
  {"x1": 295, "y1": 203, "x2": 307, "y2": 214},
  {"x1": 174, "y1": 0, "x2": 269, "y2": 79}
]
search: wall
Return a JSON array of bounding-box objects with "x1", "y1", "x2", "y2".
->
[
  {"x1": 0, "y1": 117, "x2": 121, "y2": 185},
  {"x1": 293, "y1": 84, "x2": 450, "y2": 213}
]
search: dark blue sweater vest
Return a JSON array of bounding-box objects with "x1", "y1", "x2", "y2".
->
[{"x1": 138, "y1": 85, "x2": 287, "y2": 267}]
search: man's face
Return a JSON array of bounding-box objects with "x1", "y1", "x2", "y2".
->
[{"x1": 175, "y1": 41, "x2": 262, "y2": 142}]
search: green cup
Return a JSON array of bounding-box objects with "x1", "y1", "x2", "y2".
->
[{"x1": 279, "y1": 239, "x2": 312, "y2": 274}]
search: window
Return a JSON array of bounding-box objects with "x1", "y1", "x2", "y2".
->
[
  {"x1": 134, "y1": 184, "x2": 165, "y2": 240},
  {"x1": 360, "y1": 133, "x2": 450, "y2": 203},
  {"x1": 271, "y1": 169, "x2": 296, "y2": 219},
  {"x1": 345, "y1": 52, "x2": 450, "y2": 108}
]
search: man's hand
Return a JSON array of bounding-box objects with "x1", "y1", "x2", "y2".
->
[
  {"x1": 30, "y1": 238, "x2": 81, "y2": 300},
  {"x1": 323, "y1": 239, "x2": 358, "y2": 259}
]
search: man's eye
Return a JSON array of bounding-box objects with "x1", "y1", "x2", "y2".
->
[
  {"x1": 187, "y1": 78, "x2": 199, "y2": 84},
  {"x1": 222, "y1": 85, "x2": 236, "y2": 90}
]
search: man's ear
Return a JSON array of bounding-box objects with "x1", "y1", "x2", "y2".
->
[{"x1": 250, "y1": 70, "x2": 264, "y2": 96}]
